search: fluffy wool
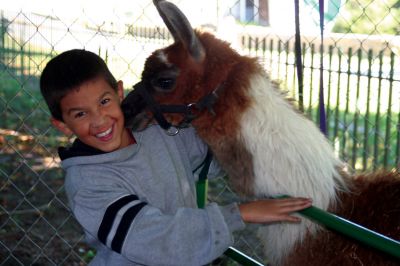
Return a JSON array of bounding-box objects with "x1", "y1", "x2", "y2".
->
[{"x1": 238, "y1": 71, "x2": 347, "y2": 264}]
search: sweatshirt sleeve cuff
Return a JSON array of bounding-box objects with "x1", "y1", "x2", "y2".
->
[{"x1": 219, "y1": 203, "x2": 246, "y2": 232}]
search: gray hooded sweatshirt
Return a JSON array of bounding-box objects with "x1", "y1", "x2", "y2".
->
[{"x1": 61, "y1": 125, "x2": 245, "y2": 266}]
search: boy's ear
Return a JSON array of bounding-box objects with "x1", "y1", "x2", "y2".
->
[
  {"x1": 51, "y1": 118, "x2": 73, "y2": 136},
  {"x1": 117, "y1": 80, "x2": 124, "y2": 101}
]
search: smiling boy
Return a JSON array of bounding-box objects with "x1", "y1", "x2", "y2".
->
[
  {"x1": 40, "y1": 49, "x2": 312, "y2": 265},
  {"x1": 51, "y1": 76, "x2": 132, "y2": 151}
]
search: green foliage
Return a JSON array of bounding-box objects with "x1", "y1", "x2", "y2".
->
[
  {"x1": 0, "y1": 73, "x2": 49, "y2": 131},
  {"x1": 332, "y1": 0, "x2": 400, "y2": 34},
  {"x1": 0, "y1": 71, "x2": 65, "y2": 151}
]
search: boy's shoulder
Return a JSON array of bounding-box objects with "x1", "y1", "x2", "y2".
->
[
  {"x1": 136, "y1": 124, "x2": 199, "y2": 143},
  {"x1": 58, "y1": 138, "x2": 104, "y2": 160},
  {"x1": 59, "y1": 124, "x2": 205, "y2": 169}
]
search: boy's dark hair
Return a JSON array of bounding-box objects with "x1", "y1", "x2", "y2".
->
[{"x1": 40, "y1": 49, "x2": 118, "y2": 121}]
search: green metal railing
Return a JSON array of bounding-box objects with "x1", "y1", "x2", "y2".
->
[
  {"x1": 197, "y1": 173, "x2": 264, "y2": 265},
  {"x1": 276, "y1": 195, "x2": 400, "y2": 260},
  {"x1": 298, "y1": 204, "x2": 400, "y2": 259},
  {"x1": 199, "y1": 184, "x2": 400, "y2": 265},
  {"x1": 224, "y1": 247, "x2": 264, "y2": 266}
]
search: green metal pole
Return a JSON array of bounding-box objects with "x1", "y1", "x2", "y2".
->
[
  {"x1": 196, "y1": 179, "x2": 208, "y2": 209},
  {"x1": 277, "y1": 195, "x2": 400, "y2": 259},
  {"x1": 196, "y1": 177, "x2": 265, "y2": 265},
  {"x1": 224, "y1": 247, "x2": 264, "y2": 266}
]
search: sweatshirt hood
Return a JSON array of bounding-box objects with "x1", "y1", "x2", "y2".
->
[
  {"x1": 58, "y1": 138, "x2": 105, "y2": 160},
  {"x1": 59, "y1": 131, "x2": 143, "y2": 169}
]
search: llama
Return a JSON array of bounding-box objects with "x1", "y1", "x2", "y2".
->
[{"x1": 122, "y1": 1, "x2": 400, "y2": 265}]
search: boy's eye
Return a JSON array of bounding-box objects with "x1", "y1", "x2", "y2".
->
[
  {"x1": 74, "y1": 111, "x2": 86, "y2": 118},
  {"x1": 101, "y1": 98, "x2": 111, "y2": 105}
]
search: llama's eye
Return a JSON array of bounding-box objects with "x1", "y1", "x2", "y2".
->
[
  {"x1": 149, "y1": 68, "x2": 179, "y2": 92},
  {"x1": 153, "y1": 77, "x2": 175, "y2": 91}
]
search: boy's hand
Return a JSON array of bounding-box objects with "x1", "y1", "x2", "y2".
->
[{"x1": 238, "y1": 197, "x2": 312, "y2": 224}]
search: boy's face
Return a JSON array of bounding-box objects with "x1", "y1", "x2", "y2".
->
[{"x1": 51, "y1": 77, "x2": 132, "y2": 152}]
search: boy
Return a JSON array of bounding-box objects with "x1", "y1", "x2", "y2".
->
[{"x1": 40, "y1": 49, "x2": 312, "y2": 265}]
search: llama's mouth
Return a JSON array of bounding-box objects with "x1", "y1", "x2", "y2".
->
[
  {"x1": 126, "y1": 111, "x2": 154, "y2": 131},
  {"x1": 121, "y1": 81, "x2": 184, "y2": 132},
  {"x1": 122, "y1": 86, "x2": 148, "y2": 129}
]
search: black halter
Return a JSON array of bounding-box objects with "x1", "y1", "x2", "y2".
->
[{"x1": 133, "y1": 81, "x2": 224, "y2": 135}]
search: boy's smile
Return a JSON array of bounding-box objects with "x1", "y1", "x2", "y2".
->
[{"x1": 51, "y1": 76, "x2": 132, "y2": 152}]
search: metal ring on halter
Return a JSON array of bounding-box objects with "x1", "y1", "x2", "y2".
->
[
  {"x1": 187, "y1": 102, "x2": 196, "y2": 109},
  {"x1": 185, "y1": 103, "x2": 198, "y2": 120},
  {"x1": 166, "y1": 126, "x2": 179, "y2": 136}
]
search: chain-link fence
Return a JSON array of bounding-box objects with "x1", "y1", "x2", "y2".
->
[{"x1": 1, "y1": 0, "x2": 399, "y2": 265}]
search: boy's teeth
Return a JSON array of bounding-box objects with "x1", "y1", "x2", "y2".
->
[{"x1": 96, "y1": 127, "x2": 112, "y2": 138}]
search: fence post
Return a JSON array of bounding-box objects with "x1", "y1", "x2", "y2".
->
[
  {"x1": 285, "y1": 40, "x2": 290, "y2": 86},
  {"x1": 351, "y1": 49, "x2": 362, "y2": 169},
  {"x1": 397, "y1": 103, "x2": 400, "y2": 168},
  {"x1": 333, "y1": 49, "x2": 342, "y2": 141},
  {"x1": 383, "y1": 51, "x2": 395, "y2": 168},
  {"x1": 342, "y1": 47, "x2": 352, "y2": 163},
  {"x1": 0, "y1": 11, "x2": 5, "y2": 67},
  {"x1": 373, "y1": 51, "x2": 384, "y2": 170},
  {"x1": 307, "y1": 43, "x2": 315, "y2": 118},
  {"x1": 363, "y1": 49, "x2": 373, "y2": 170},
  {"x1": 326, "y1": 45, "x2": 334, "y2": 137}
]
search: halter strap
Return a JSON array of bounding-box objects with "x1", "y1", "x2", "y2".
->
[{"x1": 132, "y1": 81, "x2": 224, "y2": 135}]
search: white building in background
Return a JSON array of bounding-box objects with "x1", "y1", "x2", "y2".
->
[
  {"x1": 163, "y1": 0, "x2": 340, "y2": 35},
  {"x1": 2, "y1": 0, "x2": 342, "y2": 35},
  {"x1": 212, "y1": 0, "x2": 342, "y2": 34}
]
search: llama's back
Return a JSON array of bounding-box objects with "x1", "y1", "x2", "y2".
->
[{"x1": 283, "y1": 170, "x2": 400, "y2": 266}]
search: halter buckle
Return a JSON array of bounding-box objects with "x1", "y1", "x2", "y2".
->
[{"x1": 166, "y1": 126, "x2": 180, "y2": 136}]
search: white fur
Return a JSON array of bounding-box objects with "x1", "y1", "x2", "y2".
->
[
  {"x1": 238, "y1": 72, "x2": 347, "y2": 265},
  {"x1": 156, "y1": 51, "x2": 172, "y2": 66}
]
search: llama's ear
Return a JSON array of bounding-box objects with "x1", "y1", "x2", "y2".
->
[{"x1": 153, "y1": 0, "x2": 205, "y2": 62}]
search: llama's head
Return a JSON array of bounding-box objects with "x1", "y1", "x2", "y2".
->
[
  {"x1": 122, "y1": 0, "x2": 206, "y2": 133},
  {"x1": 122, "y1": 0, "x2": 250, "y2": 134}
]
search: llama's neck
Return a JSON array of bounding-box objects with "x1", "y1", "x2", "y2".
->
[
  {"x1": 238, "y1": 71, "x2": 348, "y2": 264},
  {"x1": 239, "y1": 71, "x2": 346, "y2": 206}
]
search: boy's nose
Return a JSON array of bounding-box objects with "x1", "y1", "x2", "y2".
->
[{"x1": 91, "y1": 112, "x2": 107, "y2": 128}]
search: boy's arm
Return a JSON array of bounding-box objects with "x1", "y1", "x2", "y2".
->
[
  {"x1": 239, "y1": 197, "x2": 313, "y2": 223},
  {"x1": 66, "y1": 169, "x2": 244, "y2": 266}
]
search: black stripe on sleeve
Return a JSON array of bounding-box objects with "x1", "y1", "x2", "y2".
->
[
  {"x1": 98, "y1": 195, "x2": 139, "y2": 245},
  {"x1": 111, "y1": 202, "x2": 147, "y2": 253}
]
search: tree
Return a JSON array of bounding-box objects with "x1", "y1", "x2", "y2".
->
[{"x1": 332, "y1": 0, "x2": 400, "y2": 35}]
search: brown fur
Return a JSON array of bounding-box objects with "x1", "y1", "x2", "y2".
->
[
  {"x1": 284, "y1": 170, "x2": 400, "y2": 265},
  {"x1": 206, "y1": 135, "x2": 256, "y2": 196}
]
